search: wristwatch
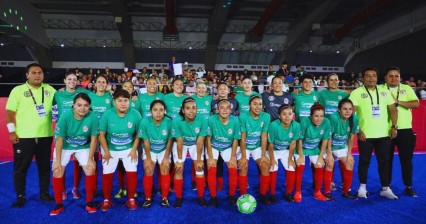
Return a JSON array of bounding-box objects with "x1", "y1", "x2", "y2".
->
[{"x1": 391, "y1": 125, "x2": 398, "y2": 129}]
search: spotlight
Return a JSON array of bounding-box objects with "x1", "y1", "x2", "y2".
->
[{"x1": 60, "y1": 44, "x2": 64, "y2": 47}]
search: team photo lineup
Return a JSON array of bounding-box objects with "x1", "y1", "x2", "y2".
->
[{"x1": 5, "y1": 62, "x2": 419, "y2": 216}]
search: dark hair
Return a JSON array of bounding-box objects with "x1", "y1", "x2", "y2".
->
[
  {"x1": 95, "y1": 74, "x2": 109, "y2": 83},
  {"x1": 338, "y1": 99, "x2": 354, "y2": 133},
  {"x1": 113, "y1": 89, "x2": 130, "y2": 100},
  {"x1": 249, "y1": 95, "x2": 261, "y2": 106},
  {"x1": 282, "y1": 61, "x2": 287, "y2": 65},
  {"x1": 278, "y1": 104, "x2": 292, "y2": 114},
  {"x1": 64, "y1": 72, "x2": 77, "y2": 79},
  {"x1": 362, "y1": 67, "x2": 378, "y2": 77},
  {"x1": 217, "y1": 99, "x2": 230, "y2": 108},
  {"x1": 179, "y1": 97, "x2": 196, "y2": 120},
  {"x1": 310, "y1": 102, "x2": 324, "y2": 117},
  {"x1": 171, "y1": 78, "x2": 183, "y2": 86},
  {"x1": 300, "y1": 74, "x2": 314, "y2": 83},
  {"x1": 385, "y1": 66, "x2": 400, "y2": 75},
  {"x1": 150, "y1": 99, "x2": 166, "y2": 111},
  {"x1": 26, "y1": 63, "x2": 43, "y2": 73},
  {"x1": 241, "y1": 77, "x2": 252, "y2": 83},
  {"x1": 271, "y1": 76, "x2": 282, "y2": 84},
  {"x1": 73, "y1": 93, "x2": 91, "y2": 105},
  {"x1": 123, "y1": 80, "x2": 134, "y2": 86},
  {"x1": 326, "y1": 73, "x2": 338, "y2": 82}
]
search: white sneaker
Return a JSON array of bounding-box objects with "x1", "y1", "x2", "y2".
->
[
  {"x1": 357, "y1": 186, "x2": 368, "y2": 198},
  {"x1": 380, "y1": 187, "x2": 398, "y2": 200}
]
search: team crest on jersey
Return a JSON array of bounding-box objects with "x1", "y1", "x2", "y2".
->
[
  {"x1": 400, "y1": 90, "x2": 406, "y2": 96},
  {"x1": 162, "y1": 130, "x2": 167, "y2": 136},
  {"x1": 155, "y1": 97, "x2": 160, "y2": 100},
  {"x1": 289, "y1": 132, "x2": 293, "y2": 138},
  {"x1": 171, "y1": 129, "x2": 175, "y2": 135},
  {"x1": 230, "y1": 104, "x2": 234, "y2": 109},
  {"x1": 24, "y1": 91, "x2": 31, "y2": 97},
  {"x1": 313, "y1": 96, "x2": 317, "y2": 101},
  {"x1": 205, "y1": 101, "x2": 209, "y2": 105},
  {"x1": 131, "y1": 102, "x2": 135, "y2": 107},
  {"x1": 105, "y1": 99, "x2": 110, "y2": 104},
  {"x1": 260, "y1": 122, "x2": 264, "y2": 127},
  {"x1": 83, "y1": 126, "x2": 88, "y2": 132},
  {"x1": 320, "y1": 130, "x2": 324, "y2": 135},
  {"x1": 55, "y1": 127, "x2": 60, "y2": 132},
  {"x1": 380, "y1": 92, "x2": 387, "y2": 97},
  {"x1": 127, "y1": 122, "x2": 133, "y2": 128},
  {"x1": 284, "y1": 98, "x2": 289, "y2": 104},
  {"x1": 268, "y1": 96, "x2": 275, "y2": 101},
  {"x1": 361, "y1": 93, "x2": 368, "y2": 99},
  {"x1": 44, "y1": 90, "x2": 51, "y2": 97},
  {"x1": 195, "y1": 127, "x2": 200, "y2": 133},
  {"x1": 228, "y1": 128, "x2": 233, "y2": 134},
  {"x1": 347, "y1": 127, "x2": 350, "y2": 132},
  {"x1": 338, "y1": 95, "x2": 342, "y2": 100}
]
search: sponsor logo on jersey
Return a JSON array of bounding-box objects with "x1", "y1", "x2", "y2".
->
[
  {"x1": 284, "y1": 98, "x2": 289, "y2": 104},
  {"x1": 131, "y1": 102, "x2": 135, "y2": 107},
  {"x1": 260, "y1": 122, "x2": 264, "y2": 127},
  {"x1": 338, "y1": 95, "x2": 342, "y2": 100},
  {"x1": 162, "y1": 130, "x2": 167, "y2": 136},
  {"x1": 55, "y1": 127, "x2": 60, "y2": 132},
  {"x1": 195, "y1": 127, "x2": 200, "y2": 133},
  {"x1": 105, "y1": 99, "x2": 110, "y2": 104},
  {"x1": 83, "y1": 126, "x2": 88, "y2": 132},
  {"x1": 268, "y1": 96, "x2": 275, "y2": 101},
  {"x1": 361, "y1": 93, "x2": 368, "y2": 99},
  {"x1": 320, "y1": 130, "x2": 324, "y2": 135},
  {"x1": 400, "y1": 90, "x2": 406, "y2": 95},
  {"x1": 347, "y1": 127, "x2": 350, "y2": 132},
  {"x1": 380, "y1": 92, "x2": 388, "y2": 97},
  {"x1": 289, "y1": 132, "x2": 293, "y2": 138},
  {"x1": 205, "y1": 101, "x2": 209, "y2": 105},
  {"x1": 127, "y1": 122, "x2": 133, "y2": 128},
  {"x1": 228, "y1": 128, "x2": 233, "y2": 134},
  {"x1": 313, "y1": 96, "x2": 317, "y2": 101},
  {"x1": 44, "y1": 90, "x2": 51, "y2": 97}
]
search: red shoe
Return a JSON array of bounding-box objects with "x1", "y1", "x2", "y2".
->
[
  {"x1": 85, "y1": 202, "x2": 97, "y2": 213},
  {"x1": 62, "y1": 190, "x2": 67, "y2": 200},
  {"x1": 126, "y1": 198, "x2": 138, "y2": 210},
  {"x1": 314, "y1": 191, "x2": 327, "y2": 201},
  {"x1": 50, "y1": 204, "x2": 64, "y2": 216},
  {"x1": 294, "y1": 191, "x2": 302, "y2": 203},
  {"x1": 100, "y1": 199, "x2": 113, "y2": 211}
]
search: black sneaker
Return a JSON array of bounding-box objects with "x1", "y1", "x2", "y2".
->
[
  {"x1": 191, "y1": 181, "x2": 197, "y2": 191},
  {"x1": 142, "y1": 199, "x2": 153, "y2": 208},
  {"x1": 197, "y1": 197, "x2": 208, "y2": 207},
  {"x1": 269, "y1": 195, "x2": 277, "y2": 204},
  {"x1": 405, "y1": 187, "x2": 418, "y2": 197},
  {"x1": 160, "y1": 198, "x2": 170, "y2": 208},
  {"x1": 173, "y1": 198, "x2": 183, "y2": 208},
  {"x1": 40, "y1": 192, "x2": 54, "y2": 202},
  {"x1": 342, "y1": 192, "x2": 358, "y2": 200},
  {"x1": 208, "y1": 197, "x2": 218, "y2": 207},
  {"x1": 12, "y1": 195, "x2": 26, "y2": 208},
  {"x1": 325, "y1": 193, "x2": 334, "y2": 201},
  {"x1": 227, "y1": 196, "x2": 237, "y2": 205},
  {"x1": 259, "y1": 195, "x2": 271, "y2": 204},
  {"x1": 283, "y1": 194, "x2": 294, "y2": 202}
]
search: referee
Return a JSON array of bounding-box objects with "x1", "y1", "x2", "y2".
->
[
  {"x1": 6, "y1": 63, "x2": 56, "y2": 207},
  {"x1": 380, "y1": 67, "x2": 419, "y2": 197}
]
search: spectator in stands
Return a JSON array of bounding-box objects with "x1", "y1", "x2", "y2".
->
[
  {"x1": 168, "y1": 56, "x2": 177, "y2": 75},
  {"x1": 243, "y1": 69, "x2": 250, "y2": 78},
  {"x1": 267, "y1": 64, "x2": 275, "y2": 76},
  {"x1": 80, "y1": 74, "x2": 91, "y2": 89},
  {"x1": 251, "y1": 71, "x2": 260, "y2": 93},
  {"x1": 405, "y1": 76, "x2": 416, "y2": 87},
  {"x1": 159, "y1": 77, "x2": 172, "y2": 94},
  {"x1": 294, "y1": 64, "x2": 307, "y2": 78},
  {"x1": 277, "y1": 61, "x2": 289, "y2": 77}
]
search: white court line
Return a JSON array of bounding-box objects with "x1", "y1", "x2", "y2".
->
[{"x1": 0, "y1": 161, "x2": 12, "y2": 165}]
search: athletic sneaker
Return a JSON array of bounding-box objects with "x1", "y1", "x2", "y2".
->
[
  {"x1": 342, "y1": 192, "x2": 358, "y2": 200},
  {"x1": 100, "y1": 199, "x2": 113, "y2": 211},
  {"x1": 72, "y1": 188, "x2": 81, "y2": 199},
  {"x1": 227, "y1": 196, "x2": 237, "y2": 205},
  {"x1": 259, "y1": 195, "x2": 271, "y2": 204},
  {"x1": 114, "y1": 189, "x2": 127, "y2": 199},
  {"x1": 208, "y1": 197, "x2": 218, "y2": 207},
  {"x1": 50, "y1": 204, "x2": 64, "y2": 216},
  {"x1": 331, "y1": 182, "x2": 337, "y2": 191},
  {"x1": 161, "y1": 198, "x2": 170, "y2": 207},
  {"x1": 269, "y1": 195, "x2": 278, "y2": 204},
  {"x1": 325, "y1": 192, "x2": 334, "y2": 201},
  {"x1": 173, "y1": 198, "x2": 183, "y2": 208},
  {"x1": 85, "y1": 202, "x2": 97, "y2": 213},
  {"x1": 62, "y1": 190, "x2": 67, "y2": 200},
  {"x1": 357, "y1": 186, "x2": 368, "y2": 199},
  {"x1": 142, "y1": 199, "x2": 153, "y2": 208},
  {"x1": 314, "y1": 191, "x2": 327, "y2": 201},
  {"x1": 405, "y1": 187, "x2": 418, "y2": 197},
  {"x1": 40, "y1": 192, "x2": 54, "y2": 202},
  {"x1": 12, "y1": 195, "x2": 26, "y2": 208},
  {"x1": 197, "y1": 197, "x2": 208, "y2": 207},
  {"x1": 380, "y1": 187, "x2": 398, "y2": 200},
  {"x1": 126, "y1": 198, "x2": 138, "y2": 210},
  {"x1": 283, "y1": 194, "x2": 294, "y2": 202},
  {"x1": 191, "y1": 181, "x2": 197, "y2": 191},
  {"x1": 293, "y1": 191, "x2": 302, "y2": 203}
]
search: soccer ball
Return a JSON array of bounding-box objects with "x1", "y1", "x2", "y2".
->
[{"x1": 237, "y1": 194, "x2": 257, "y2": 214}]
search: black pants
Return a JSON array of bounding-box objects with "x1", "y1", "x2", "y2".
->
[
  {"x1": 358, "y1": 137, "x2": 391, "y2": 187},
  {"x1": 13, "y1": 137, "x2": 53, "y2": 196},
  {"x1": 389, "y1": 128, "x2": 416, "y2": 187}
]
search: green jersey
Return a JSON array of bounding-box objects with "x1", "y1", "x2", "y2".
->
[
  {"x1": 138, "y1": 92, "x2": 164, "y2": 118},
  {"x1": 99, "y1": 108, "x2": 141, "y2": 151},
  {"x1": 300, "y1": 117, "x2": 331, "y2": 155},
  {"x1": 53, "y1": 89, "x2": 88, "y2": 118},
  {"x1": 194, "y1": 94, "x2": 213, "y2": 120},
  {"x1": 89, "y1": 92, "x2": 113, "y2": 119},
  {"x1": 268, "y1": 120, "x2": 301, "y2": 151},
  {"x1": 207, "y1": 114, "x2": 241, "y2": 151},
  {"x1": 319, "y1": 90, "x2": 349, "y2": 119},
  {"x1": 239, "y1": 111, "x2": 270, "y2": 150},
  {"x1": 235, "y1": 91, "x2": 260, "y2": 113},
  {"x1": 233, "y1": 86, "x2": 244, "y2": 94},
  {"x1": 139, "y1": 116, "x2": 172, "y2": 153},
  {"x1": 329, "y1": 112, "x2": 359, "y2": 150},
  {"x1": 164, "y1": 93, "x2": 187, "y2": 119},
  {"x1": 55, "y1": 110, "x2": 99, "y2": 150},
  {"x1": 172, "y1": 116, "x2": 208, "y2": 146},
  {"x1": 292, "y1": 91, "x2": 319, "y2": 122}
]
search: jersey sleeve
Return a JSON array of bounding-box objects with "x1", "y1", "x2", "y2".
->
[
  {"x1": 261, "y1": 113, "x2": 271, "y2": 133},
  {"x1": 406, "y1": 86, "x2": 419, "y2": 101},
  {"x1": 233, "y1": 119, "x2": 241, "y2": 140},
  {"x1": 138, "y1": 118, "x2": 148, "y2": 139},
  {"x1": 239, "y1": 115, "x2": 247, "y2": 133},
  {"x1": 384, "y1": 89, "x2": 395, "y2": 106},
  {"x1": 5, "y1": 87, "x2": 20, "y2": 112},
  {"x1": 267, "y1": 122, "x2": 275, "y2": 143},
  {"x1": 348, "y1": 89, "x2": 359, "y2": 106},
  {"x1": 98, "y1": 110, "x2": 109, "y2": 132},
  {"x1": 352, "y1": 114, "x2": 360, "y2": 134},
  {"x1": 171, "y1": 119, "x2": 182, "y2": 139},
  {"x1": 293, "y1": 121, "x2": 302, "y2": 140},
  {"x1": 90, "y1": 114, "x2": 100, "y2": 136},
  {"x1": 54, "y1": 114, "x2": 68, "y2": 137},
  {"x1": 206, "y1": 117, "x2": 213, "y2": 136},
  {"x1": 167, "y1": 119, "x2": 173, "y2": 140},
  {"x1": 199, "y1": 118, "x2": 208, "y2": 137},
  {"x1": 322, "y1": 118, "x2": 331, "y2": 140}
]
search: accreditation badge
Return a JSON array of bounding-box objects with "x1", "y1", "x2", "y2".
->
[{"x1": 36, "y1": 105, "x2": 47, "y2": 117}]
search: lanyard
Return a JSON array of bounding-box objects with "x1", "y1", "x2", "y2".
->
[
  {"x1": 27, "y1": 85, "x2": 44, "y2": 105},
  {"x1": 364, "y1": 86, "x2": 379, "y2": 106},
  {"x1": 387, "y1": 84, "x2": 400, "y2": 106}
]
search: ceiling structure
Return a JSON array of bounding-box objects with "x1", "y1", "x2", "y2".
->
[{"x1": 1, "y1": 0, "x2": 425, "y2": 69}]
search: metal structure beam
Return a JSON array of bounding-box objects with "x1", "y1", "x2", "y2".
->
[{"x1": 108, "y1": 0, "x2": 135, "y2": 68}]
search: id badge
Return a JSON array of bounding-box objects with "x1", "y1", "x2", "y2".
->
[
  {"x1": 372, "y1": 106, "x2": 380, "y2": 118},
  {"x1": 36, "y1": 105, "x2": 47, "y2": 117}
]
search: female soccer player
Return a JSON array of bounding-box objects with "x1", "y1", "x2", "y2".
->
[
  {"x1": 299, "y1": 103, "x2": 333, "y2": 201},
  {"x1": 172, "y1": 98, "x2": 209, "y2": 207},
  {"x1": 193, "y1": 81, "x2": 213, "y2": 120},
  {"x1": 139, "y1": 100, "x2": 173, "y2": 208},
  {"x1": 164, "y1": 79, "x2": 187, "y2": 119},
  {"x1": 319, "y1": 73, "x2": 349, "y2": 119},
  {"x1": 235, "y1": 77, "x2": 260, "y2": 114},
  {"x1": 139, "y1": 77, "x2": 164, "y2": 118},
  {"x1": 292, "y1": 74, "x2": 319, "y2": 122},
  {"x1": 329, "y1": 99, "x2": 359, "y2": 199},
  {"x1": 239, "y1": 95, "x2": 271, "y2": 204},
  {"x1": 98, "y1": 89, "x2": 141, "y2": 211},
  {"x1": 268, "y1": 104, "x2": 302, "y2": 203},
  {"x1": 50, "y1": 93, "x2": 99, "y2": 215},
  {"x1": 262, "y1": 76, "x2": 294, "y2": 121},
  {"x1": 206, "y1": 99, "x2": 241, "y2": 207},
  {"x1": 89, "y1": 75, "x2": 113, "y2": 119}
]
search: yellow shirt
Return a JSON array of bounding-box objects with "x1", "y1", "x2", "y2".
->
[
  {"x1": 6, "y1": 82, "x2": 56, "y2": 138},
  {"x1": 379, "y1": 83, "x2": 418, "y2": 129},
  {"x1": 349, "y1": 86, "x2": 394, "y2": 138}
]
